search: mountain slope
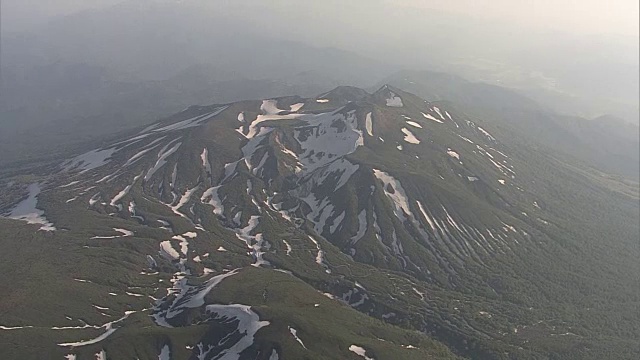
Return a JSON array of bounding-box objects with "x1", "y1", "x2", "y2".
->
[
  {"x1": 379, "y1": 70, "x2": 640, "y2": 180},
  {"x1": 1, "y1": 86, "x2": 638, "y2": 359}
]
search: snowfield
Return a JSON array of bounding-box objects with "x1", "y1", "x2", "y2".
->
[
  {"x1": 6, "y1": 183, "x2": 56, "y2": 231},
  {"x1": 373, "y1": 169, "x2": 412, "y2": 221}
]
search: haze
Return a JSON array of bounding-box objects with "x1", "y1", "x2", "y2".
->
[
  {"x1": 3, "y1": 0, "x2": 639, "y2": 37},
  {"x1": 1, "y1": 0, "x2": 638, "y2": 170}
]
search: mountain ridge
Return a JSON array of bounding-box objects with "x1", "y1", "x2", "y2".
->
[{"x1": 378, "y1": 70, "x2": 640, "y2": 180}]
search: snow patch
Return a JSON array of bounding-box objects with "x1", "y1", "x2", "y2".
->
[
  {"x1": 288, "y1": 326, "x2": 307, "y2": 349},
  {"x1": 386, "y1": 92, "x2": 404, "y2": 107},
  {"x1": 401, "y1": 128, "x2": 420, "y2": 144},
  {"x1": 447, "y1": 149, "x2": 460, "y2": 160},
  {"x1": 144, "y1": 140, "x2": 182, "y2": 182},
  {"x1": 0, "y1": 325, "x2": 34, "y2": 330},
  {"x1": 58, "y1": 311, "x2": 135, "y2": 347},
  {"x1": 6, "y1": 183, "x2": 56, "y2": 231},
  {"x1": 160, "y1": 241, "x2": 180, "y2": 260},
  {"x1": 406, "y1": 120, "x2": 422, "y2": 128},
  {"x1": 201, "y1": 304, "x2": 270, "y2": 360},
  {"x1": 433, "y1": 106, "x2": 445, "y2": 120},
  {"x1": 349, "y1": 345, "x2": 374, "y2": 360},
  {"x1": 282, "y1": 240, "x2": 293, "y2": 255},
  {"x1": 329, "y1": 211, "x2": 345, "y2": 234},
  {"x1": 201, "y1": 186, "x2": 225, "y2": 216},
  {"x1": 91, "y1": 228, "x2": 133, "y2": 239},
  {"x1": 145, "y1": 107, "x2": 227, "y2": 134},
  {"x1": 260, "y1": 99, "x2": 282, "y2": 114},
  {"x1": 307, "y1": 236, "x2": 329, "y2": 272},
  {"x1": 294, "y1": 110, "x2": 362, "y2": 172},
  {"x1": 422, "y1": 112, "x2": 443, "y2": 123},
  {"x1": 290, "y1": 102, "x2": 304, "y2": 112},
  {"x1": 110, "y1": 173, "x2": 142, "y2": 208},
  {"x1": 171, "y1": 185, "x2": 199, "y2": 217},
  {"x1": 478, "y1": 126, "x2": 496, "y2": 141},
  {"x1": 64, "y1": 147, "x2": 117, "y2": 174},
  {"x1": 123, "y1": 140, "x2": 163, "y2": 167},
  {"x1": 158, "y1": 344, "x2": 170, "y2": 360},
  {"x1": 152, "y1": 269, "x2": 239, "y2": 325},
  {"x1": 235, "y1": 216, "x2": 270, "y2": 267},
  {"x1": 201, "y1": 148, "x2": 211, "y2": 174},
  {"x1": 351, "y1": 210, "x2": 367, "y2": 244},
  {"x1": 60, "y1": 181, "x2": 80, "y2": 188},
  {"x1": 373, "y1": 169, "x2": 412, "y2": 221},
  {"x1": 416, "y1": 201, "x2": 437, "y2": 232},
  {"x1": 269, "y1": 350, "x2": 279, "y2": 360},
  {"x1": 365, "y1": 112, "x2": 373, "y2": 136}
]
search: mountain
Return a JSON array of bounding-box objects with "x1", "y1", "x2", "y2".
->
[
  {"x1": 1, "y1": 86, "x2": 638, "y2": 359},
  {"x1": 379, "y1": 70, "x2": 640, "y2": 180}
]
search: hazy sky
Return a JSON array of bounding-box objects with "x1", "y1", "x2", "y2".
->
[
  {"x1": 2, "y1": 0, "x2": 639, "y2": 37},
  {"x1": 401, "y1": 0, "x2": 640, "y2": 37}
]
